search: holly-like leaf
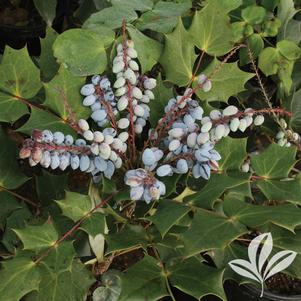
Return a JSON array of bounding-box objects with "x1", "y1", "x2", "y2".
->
[
  {"x1": 181, "y1": 208, "x2": 247, "y2": 257},
  {"x1": 2, "y1": 206, "x2": 32, "y2": 253},
  {"x1": 224, "y1": 198, "x2": 301, "y2": 232},
  {"x1": 39, "y1": 27, "x2": 59, "y2": 82},
  {"x1": 250, "y1": 144, "x2": 297, "y2": 178},
  {"x1": 56, "y1": 191, "x2": 92, "y2": 222},
  {"x1": 290, "y1": 88, "x2": 301, "y2": 130},
  {"x1": 0, "y1": 255, "x2": 40, "y2": 301},
  {"x1": 160, "y1": 19, "x2": 197, "y2": 87},
  {"x1": 33, "y1": 0, "x2": 57, "y2": 26},
  {"x1": 14, "y1": 222, "x2": 58, "y2": 252},
  {"x1": 81, "y1": 212, "x2": 106, "y2": 237},
  {"x1": 255, "y1": 178, "x2": 301, "y2": 204},
  {"x1": 0, "y1": 192, "x2": 21, "y2": 229},
  {"x1": 185, "y1": 172, "x2": 251, "y2": 209},
  {"x1": 43, "y1": 65, "x2": 89, "y2": 120},
  {"x1": 53, "y1": 28, "x2": 109, "y2": 76},
  {"x1": 17, "y1": 107, "x2": 75, "y2": 136},
  {"x1": 149, "y1": 74, "x2": 173, "y2": 127},
  {"x1": 105, "y1": 224, "x2": 148, "y2": 254},
  {"x1": 0, "y1": 128, "x2": 28, "y2": 189},
  {"x1": 36, "y1": 171, "x2": 67, "y2": 206},
  {"x1": 35, "y1": 242, "x2": 94, "y2": 301},
  {"x1": 118, "y1": 255, "x2": 168, "y2": 301},
  {"x1": 0, "y1": 47, "x2": 41, "y2": 122},
  {"x1": 194, "y1": 58, "x2": 254, "y2": 102},
  {"x1": 215, "y1": 137, "x2": 247, "y2": 171},
  {"x1": 189, "y1": 0, "x2": 236, "y2": 56},
  {"x1": 147, "y1": 200, "x2": 191, "y2": 237},
  {"x1": 168, "y1": 257, "x2": 226, "y2": 300},
  {"x1": 136, "y1": 1, "x2": 191, "y2": 33},
  {"x1": 112, "y1": 0, "x2": 153, "y2": 12},
  {"x1": 127, "y1": 25, "x2": 162, "y2": 73},
  {"x1": 83, "y1": 6, "x2": 138, "y2": 30}
]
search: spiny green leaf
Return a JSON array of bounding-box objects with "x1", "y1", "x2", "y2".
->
[
  {"x1": 0, "y1": 192, "x2": 21, "y2": 229},
  {"x1": 250, "y1": 143, "x2": 297, "y2": 178},
  {"x1": 290, "y1": 88, "x2": 301, "y2": 130},
  {"x1": 185, "y1": 172, "x2": 251, "y2": 209},
  {"x1": 0, "y1": 128, "x2": 28, "y2": 189},
  {"x1": 112, "y1": 0, "x2": 153, "y2": 12},
  {"x1": 127, "y1": 25, "x2": 162, "y2": 73},
  {"x1": 35, "y1": 242, "x2": 94, "y2": 301},
  {"x1": 149, "y1": 74, "x2": 173, "y2": 127},
  {"x1": 2, "y1": 206, "x2": 32, "y2": 253},
  {"x1": 53, "y1": 29, "x2": 108, "y2": 76},
  {"x1": 33, "y1": 0, "x2": 57, "y2": 26},
  {"x1": 189, "y1": 0, "x2": 235, "y2": 56},
  {"x1": 224, "y1": 198, "x2": 301, "y2": 232},
  {"x1": 14, "y1": 222, "x2": 58, "y2": 252},
  {"x1": 0, "y1": 46, "x2": 41, "y2": 122},
  {"x1": 181, "y1": 209, "x2": 247, "y2": 257},
  {"x1": 83, "y1": 6, "x2": 138, "y2": 30},
  {"x1": 43, "y1": 65, "x2": 88, "y2": 120},
  {"x1": 215, "y1": 137, "x2": 247, "y2": 171},
  {"x1": 136, "y1": 1, "x2": 191, "y2": 33},
  {"x1": 0, "y1": 255, "x2": 40, "y2": 301},
  {"x1": 255, "y1": 178, "x2": 301, "y2": 204},
  {"x1": 147, "y1": 200, "x2": 191, "y2": 237},
  {"x1": 168, "y1": 257, "x2": 226, "y2": 300},
  {"x1": 194, "y1": 58, "x2": 254, "y2": 102},
  {"x1": 160, "y1": 19, "x2": 196, "y2": 86},
  {"x1": 39, "y1": 27, "x2": 59, "y2": 82},
  {"x1": 105, "y1": 224, "x2": 148, "y2": 255},
  {"x1": 118, "y1": 255, "x2": 168, "y2": 301},
  {"x1": 81, "y1": 212, "x2": 106, "y2": 237},
  {"x1": 56, "y1": 191, "x2": 92, "y2": 222},
  {"x1": 17, "y1": 107, "x2": 75, "y2": 136},
  {"x1": 36, "y1": 171, "x2": 67, "y2": 206}
]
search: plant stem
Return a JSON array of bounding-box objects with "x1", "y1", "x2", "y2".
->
[
  {"x1": 122, "y1": 19, "x2": 136, "y2": 164},
  {"x1": 34, "y1": 193, "x2": 115, "y2": 264},
  {"x1": 152, "y1": 246, "x2": 176, "y2": 301},
  {"x1": 0, "y1": 185, "x2": 39, "y2": 208},
  {"x1": 145, "y1": 44, "x2": 244, "y2": 149}
]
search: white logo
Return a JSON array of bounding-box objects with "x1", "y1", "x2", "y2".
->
[{"x1": 228, "y1": 232, "x2": 297, "y2": 297}]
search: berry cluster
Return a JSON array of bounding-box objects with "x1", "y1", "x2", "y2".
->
[
  {"x1": 276, "y1": 118, "x2": 300, "y2": 147},
  {"x1": 19, "y1": 126, "x2": 124, "y2": 179},
  {"x1": 124, "y1": 169, "x2": 166, "y2": 203},
  {"x1": 20, "y1": 37, "x2": 271, "y2": 204}
]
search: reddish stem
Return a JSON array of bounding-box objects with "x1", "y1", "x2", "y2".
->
[
  {"x1": 95, "y1": 86, "x2": 118, "y2": 130},
  {"x1": 54, "y1": 87, "x2": 82, "y2": 133},
  {"x1": 121, "y1": 19, "x2": 136, "y2": 163},
  {"x1": 144, "y1": 45, "x2": 244, "y2": 149},
  {"x1": 24, "y1": 137, "x2": 91, "y2": 155},
  {"x1": 34, "y1": 193, "x2": 115, "y2": 264}
]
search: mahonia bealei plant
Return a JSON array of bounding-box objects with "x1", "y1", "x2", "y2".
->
[{"x1": 19, "y1": 28, "x2": 273, "y2": 204}]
